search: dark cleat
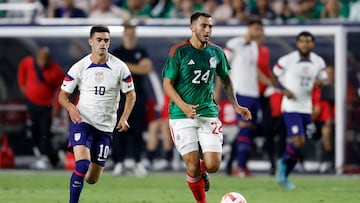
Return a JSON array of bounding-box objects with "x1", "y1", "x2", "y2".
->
[{"x1": 202, "y1": 172, "x2": 210, "y2": 192}]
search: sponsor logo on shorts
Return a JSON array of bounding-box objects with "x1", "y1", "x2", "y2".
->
[{"x1": 291, "y1": 125, "x2": 299, "y2": 134}]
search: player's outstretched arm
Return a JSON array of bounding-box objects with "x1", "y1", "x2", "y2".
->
[
  {"x1": 58, "y1": 90, "x2": 82, "y2": 123},
  {"x1": 219, "y1": 75, "x2": 252, "y2": 120},
  {"x1": 117, "y1": 89, "x2": 136, "y2": 132}
]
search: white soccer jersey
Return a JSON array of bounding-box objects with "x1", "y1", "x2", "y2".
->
[
  {"x1": 224, "y1": 36, "x2": 259, "y2": 97},
  {"x1": 61, "y1": 54, "x2": 134, "y2": 132},
  {"x1": 273, "y1": 51, "x2": 327, "y2": 114}
]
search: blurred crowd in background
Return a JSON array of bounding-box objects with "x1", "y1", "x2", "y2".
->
[{"x1": 1, "y1": 0, "x2": 360, "y2": 24}]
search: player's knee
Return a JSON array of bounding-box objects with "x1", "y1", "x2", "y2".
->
[
  {"x1": 75, "y1": 159, "x2": 90, "y2": 175},
  {"x1": 293, "y1": 136, "x2": 306, "y2": 148},
  {"x1": 205, "y1": 160, "x2": 221, "y2": 173},
  {"x1": 85, "y1": 177, "x2": 98, "y2": 184},
  {"x1": 186, "y1": 163, "x2": 199, "y2": 175},
  {"x1": 207, "y1": 165, "x2": 220, "y2": 173}
]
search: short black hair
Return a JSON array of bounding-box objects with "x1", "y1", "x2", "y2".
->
[
  {"x1": 296, "y1": 31, "x2": 315, "y2": 42},
  {"x1": 246, "y1": 16, "x2": 263, "y2": 26},
  {"x1": 90, "y1": 24, "x2": 110, "y2": 38},
  {"x1": 190, "y1": 12, "x2": 212, "y2": 24}
]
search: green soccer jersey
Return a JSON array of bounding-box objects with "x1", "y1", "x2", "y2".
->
[{"x1": 162, "y1": 39, "x2": 231, "y2": 119}]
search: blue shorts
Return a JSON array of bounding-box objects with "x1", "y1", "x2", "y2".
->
[
  {"x1": 68, "y1": 122, "x2": 112, "y2": 166},
  {"x1": 283, "y1": 112, "x2": 314, "y2": 139},
  {"x1": 236, "y1": 94, "x2": 260, "y2": 124}
]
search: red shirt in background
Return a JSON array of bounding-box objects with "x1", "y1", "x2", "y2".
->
[
  {"x1": 269, "y1": 91, "x2": 283, "y2": 118},
  {"x1": 17, "y1": 56, "x2": 64, "y2": 106},
  {"x1": 312, "y1": 87, "x2": 334, "y2": 122},
  {"x1": 160, "y1": 94, "x2": 170, "y2": 119},
  {"x1": 257, "y1": 45, "x2": 272, "y2": 95}
]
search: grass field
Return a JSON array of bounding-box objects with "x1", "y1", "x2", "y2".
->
[{"x1": 0, "y1": 170, "x2": 359, "y2": 203}]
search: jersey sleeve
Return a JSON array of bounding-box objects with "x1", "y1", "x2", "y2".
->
[
  {"x1": 162, "y1": 49, "x2": 180, "y2": 81},
  {"x1": 316, "y1": 57, "x2": 327, "y2": 80},
  {"x1": 216, "y1": 50, "x2": 230, "y2": 78},
  {"x1": 61, "y1": 65, "x2": 80, "y2": 94},
  {"x1": 120, "y1": 66, "x2": 135, "y2": 93},
  {"x1": 223, "y1": 38, "x2": 236, "y2": 62},
  {"x1": 273, "y1": 56, "x2": 287, "y2": 77}
]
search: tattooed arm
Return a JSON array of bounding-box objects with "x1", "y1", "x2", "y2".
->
[{"x1": 219, "y1": 75, "x2": 252, "y2": 120}]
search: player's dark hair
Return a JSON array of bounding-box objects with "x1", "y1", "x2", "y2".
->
[
  {"x1": 90, "y1": 24, "x2": 110, "y2": 38},
  {"x1": 190, "y1": 12, "x2": 212, "y2": 24},
  {"x1": 246, "y1": 16, "x2": 263, "y2": 26},
  {"x1": 296, "y1": 31, "x2": 315, "y2": 42}
]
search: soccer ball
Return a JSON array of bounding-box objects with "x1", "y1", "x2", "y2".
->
[{"x1": 220, "y1": 192, "x2": 247, "y2": 203}]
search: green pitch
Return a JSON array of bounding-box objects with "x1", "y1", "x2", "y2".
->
[{"x1": 0, "y1": 170, "x2": 359, "y2": 203}]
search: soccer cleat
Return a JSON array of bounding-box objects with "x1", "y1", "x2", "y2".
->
[
  {"x1": 276, "y1": 159, "x2": 295, "y2": 190},
  {"x1": 319, "y1": 161, "x2": 333, "y2": 174},
  {"x1": 231, "y1": 166, "x2": 253, "y2": 178},
  {"x1": 112, "y1": 162, "x2": 124, "y2": 176},
  {"x1": 276, "y1": 159, "x2": 286, "y2": 184},
  {"x1": 238, "y1": 167, "x2": 254, "y2": 178},
  {"x1": 202, "y1": 172, "x2": 210, "y2": 192},
  {"x1": 283, "y1": 178, "x2": 296, "y2": 190},
  {"x1": 231, "y1": 166, "x2": 240, "y2": 176},
  {"x1": 133, "y1": 163, "x2": 148, "y2": 177},
  {"x1": 30, "y1": 157, "x2": 51, "y2": 170}
]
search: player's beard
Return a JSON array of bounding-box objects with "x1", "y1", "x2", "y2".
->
[
  {"x1": 196, "y1": 32, "x2": 210, "y2": 44},
  {"x1": 298, "y1": 49, "x2": 311, "y2": 59}
]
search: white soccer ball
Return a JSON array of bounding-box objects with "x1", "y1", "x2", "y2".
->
[{"x1": 220, "y1": 192, "x2": 247, "y2": 203}]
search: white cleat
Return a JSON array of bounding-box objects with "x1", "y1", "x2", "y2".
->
[
  {"x1": 133, "y1": 163, "x2": 148, "y2": 177},
  {"x1": 112, "y1": 162, "x2": 124, "y2": 176}
]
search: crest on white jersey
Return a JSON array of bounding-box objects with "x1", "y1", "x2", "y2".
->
[
  {"x1": 187, "y1": 59, "x2": 195, "y2": 65},
  {"x1": 291, "y1": 125, "x2": 299, "y2": 134},
  {"x1": 95, "y1": 71, "x2": 104, "y2": 84},
  {"x1": 74, "y1": 133, "x2": 81, "y2": 142},
  {"x1": 209, "y1": 57, "x2": 216, "y2": 68},
  {"x1": 302, "y1": 66, "x2": 310, "y2": 75}
]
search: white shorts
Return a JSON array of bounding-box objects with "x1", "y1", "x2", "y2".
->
[{"x1": 169, "y1": 117, "x2": 223, "y2": 156}]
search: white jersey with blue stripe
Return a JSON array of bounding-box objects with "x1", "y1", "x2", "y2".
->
[
  {"x1": 224, "y1": 36, "x2": 259, "y2": 98},
  {"x1": 61, "y1": 54, "x2": 134, "y2": 132},
  {"x1": 273, "y1": 51, "x2": 327, "y2": 114}
]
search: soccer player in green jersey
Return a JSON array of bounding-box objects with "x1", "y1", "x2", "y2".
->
[{"x1": 162, "y1": 12, "x2": 252, "y2": 203}]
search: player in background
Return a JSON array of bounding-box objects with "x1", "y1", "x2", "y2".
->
[
  {"x1": 224, "y1": 17, "x2": 272, "y2": 177},
  {"x1": 268, "y1": 87, "x2": 287, "y2": 172},
  {"x1": 17, "y1": 47, "x2": 64, "y2": 169},
  {"x1": 162, "y1": 12, "x2": 251, "y2": 203},
  {"x1": 111, "y1": 23, "x2": 152, "y2": 177},
  {"x1": 311, "y1": 65, "x2": 335, "y2": 173},
  {"x1": 146, "y1": 93, "x2": 174, "y2": 171},
  {"x1": 58, "y1": 24, "x2": 136, "y2": 203},
  {"x1": 255, "y1": 30, "x2": 278, "y2": 175},
  {"x1": 274, "y1": 31, "x2": 328, "y2": 189}
]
